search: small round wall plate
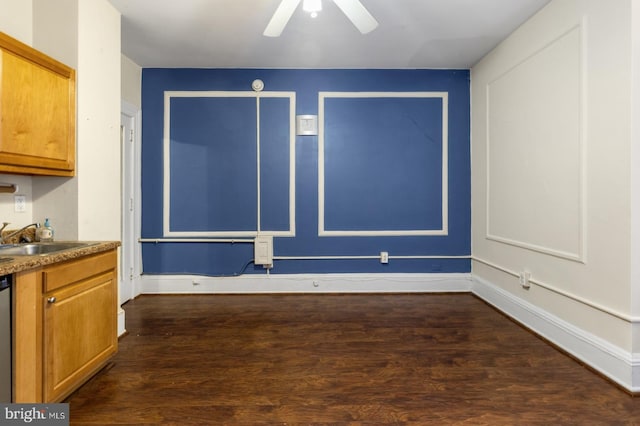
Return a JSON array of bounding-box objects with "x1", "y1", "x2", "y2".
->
[{"x1": 251, "y1": 79, "x2": 264, "y2": 92}]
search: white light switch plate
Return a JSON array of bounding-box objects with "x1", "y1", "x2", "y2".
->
[{"x1": 296, "y1": 115, "x2": 318, "y2": 136}]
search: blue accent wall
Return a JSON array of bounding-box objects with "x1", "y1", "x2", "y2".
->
[{"x1": 142, "y1": 69, "x2": 470, "y2": 275}]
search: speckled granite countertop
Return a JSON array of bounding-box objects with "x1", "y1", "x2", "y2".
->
[{"x1": 0, "y1": 241, "x2": 120, "y2": 275}]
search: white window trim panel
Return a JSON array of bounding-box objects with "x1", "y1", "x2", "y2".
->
[
  {"x1": 318, "y1": 91, "x2": 449, "y2": 237},
  {"x1": 163, "y1": 90, "x2": 296, "y2": 238}
]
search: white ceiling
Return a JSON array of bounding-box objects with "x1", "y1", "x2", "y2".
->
[{"x1": 108, "y1": 0, "x2": 551, "y2": 69}]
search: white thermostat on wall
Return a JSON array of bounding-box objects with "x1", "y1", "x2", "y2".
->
[{"x1": 296, "y1": 115, "x2": 318, "y2": 136}]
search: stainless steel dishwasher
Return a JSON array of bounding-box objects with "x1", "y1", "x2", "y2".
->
[{"x1": 0, "y1": 274, "x2": 11, "y2": 402}]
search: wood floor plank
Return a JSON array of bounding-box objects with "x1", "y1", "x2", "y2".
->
[{"x1": 66, "y1": 294, "x2": 640, "y2": 424}]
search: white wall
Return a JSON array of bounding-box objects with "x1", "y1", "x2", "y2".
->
[
  {"x1": 0, "y1": 0, "x2": 121, "y2": 241},
  {"x1": 31, "y1": 0, "x2": 79, "y2": 239},
  {"x1": 0, "y1": 0, "x2": 32, "y2": 44},
  {"x1": 472, "y1": 0, "x2": 638, "y2": 389},
  {"x1": 32, "y1": 0, "x2": 77, "y2": 68},
  {"x1": 0, "y1": 2, "x2": 34, "y2": 231},
  {"x1": 76, "y1": 0, "x2": 121, "y2": 240},
  {"x1": 122, "y1": 55, "x2": 142, "y2": 108},
  {"x1": 632, "y1": 0, "x2": 640, "y2": 356},
  {"x1": 0, "y1": 175, "x2": 33, "y2": 227}
]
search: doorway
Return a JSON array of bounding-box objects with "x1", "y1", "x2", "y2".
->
[{"x1": 120, "y1": 102, "x2": 141, "y2": 305}]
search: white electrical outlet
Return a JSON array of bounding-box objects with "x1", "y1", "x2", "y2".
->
[
  {"x1": 519, "y1": 271, "x2": 531, "y2": 289},
  {"x1": 14, "y1": 195, "x2": 26, "y2": 213},
  {"x1": 380, "y1": 251, "x2": 389, "y2": 264}
]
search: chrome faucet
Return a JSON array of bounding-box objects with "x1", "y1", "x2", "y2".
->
[{"x1": 0, "y1": 222, "x2": 40, "y2": 244}]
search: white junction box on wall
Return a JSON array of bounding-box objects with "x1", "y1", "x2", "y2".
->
[
  {"x1": 254, "y1": 235, "x2": 273, "y2": 268},
  {"x1": 296, "y1": 115, "x2": 318, "y2": 136}
]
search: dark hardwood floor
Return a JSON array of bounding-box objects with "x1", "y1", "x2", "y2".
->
[{"x1": 66, "y1": 294, "x2": 640, "y2": 425}]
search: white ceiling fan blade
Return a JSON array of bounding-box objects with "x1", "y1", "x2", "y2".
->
[
  {"x1": 332, "y1": 0, "x2": 378, "y2": 34},
  {"x1": 264, "y1": 0, "x2": 301, "y2": 37}
]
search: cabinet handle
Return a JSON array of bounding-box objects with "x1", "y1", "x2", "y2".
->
[{"x1": 47, "y1": 297, "x2": 57, "y2": 303}]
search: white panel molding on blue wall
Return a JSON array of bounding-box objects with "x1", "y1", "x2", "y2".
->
[
  {"x1": 485, "y1": 23, "x2": 587, "y2": 262},
  {"x1": 143, "y1": 69, "x2": 471, "y2": 275},
  {"x1": 163, "y1": 90, "x2": 296, "y2": 238},
  {"x1": 318, "y1": 91, "x2": 449, "y2": 237}
]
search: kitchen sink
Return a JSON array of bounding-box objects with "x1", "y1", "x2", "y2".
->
[{"x1": 0, "y1": 242, "x2": 95, "y2": 256}]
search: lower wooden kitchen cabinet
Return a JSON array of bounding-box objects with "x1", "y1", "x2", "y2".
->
[{"x1": 14, "y1": 249, "x2": 118, "y2": 402}]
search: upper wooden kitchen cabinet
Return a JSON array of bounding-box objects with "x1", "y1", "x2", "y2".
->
[{"x1": 0, "y1": 31, "x2": 75, "y2": 176}]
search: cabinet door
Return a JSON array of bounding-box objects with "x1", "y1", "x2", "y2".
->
[
  {"x1": 43, "y1": 271, "x2": 117, "y2": 402},
  {"x1": 0, "y1": 32, "x2": 75, "y2": 176}
]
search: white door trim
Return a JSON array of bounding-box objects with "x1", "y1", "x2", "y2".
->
[{"x1": 121, "y1": 100, "x2": 142, "y2": 306}]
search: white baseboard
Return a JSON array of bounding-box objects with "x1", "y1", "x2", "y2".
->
[
  {"x1": 117, "y1": 307, "x2": 126, "y2": 337},
  {"x1": 140, "y1": 273, "x2": 473, "y2": 294},
  {"x1": 472, "y1": 275, "x2": 640, "y2": 393}
]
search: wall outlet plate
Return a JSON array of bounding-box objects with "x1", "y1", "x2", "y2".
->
[
  {"x1": 519, "y1": 271, "x2": 531, "y2": 289},
  {"x1": 14, "y1": 195, "x2": 26, "y2": 212}
]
